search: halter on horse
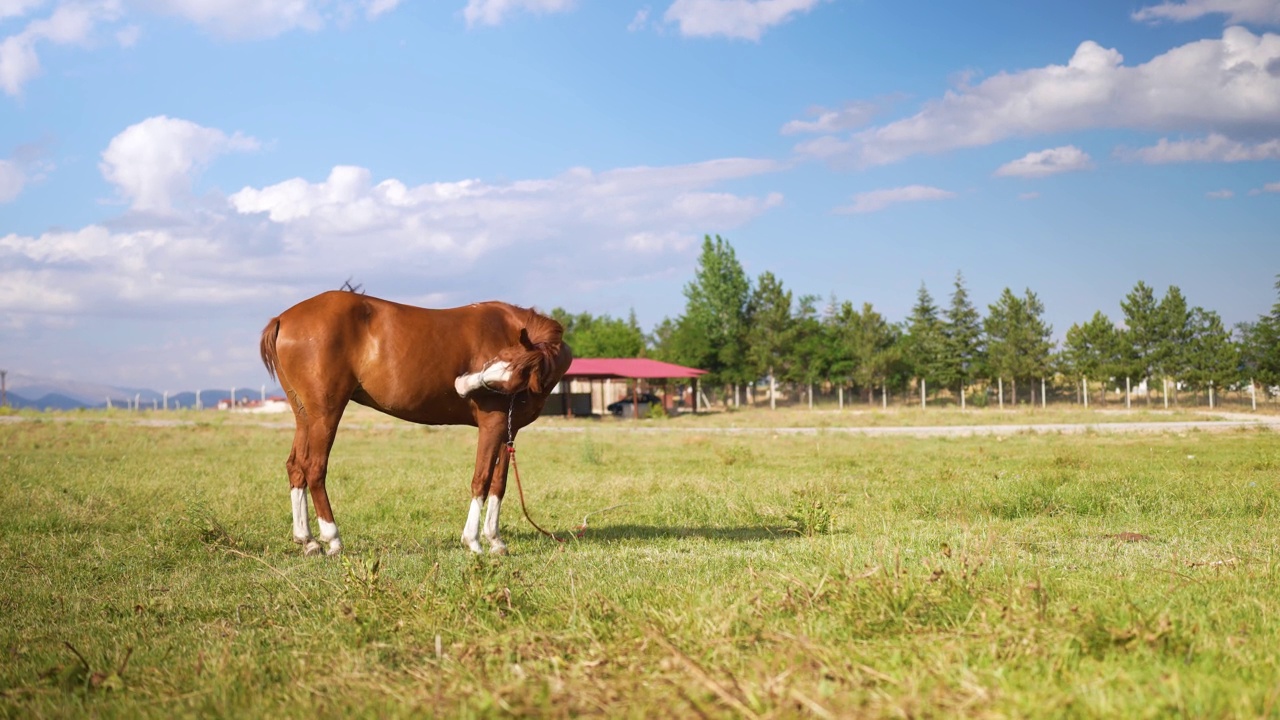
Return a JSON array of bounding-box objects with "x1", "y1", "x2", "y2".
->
[{"x1": 260, "y1": 289, "x2": 573, "y2": 555}]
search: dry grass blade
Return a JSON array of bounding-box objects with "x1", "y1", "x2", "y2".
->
[
  {"x1": 646, "y1": 629, "x2": 761, "y2": 720},
  {"x1": 789, "y1": 687, "x2": 835, "y2": 719},
  {"x1": 221, "y1": 547, "x2": 305, "y2": 597}
]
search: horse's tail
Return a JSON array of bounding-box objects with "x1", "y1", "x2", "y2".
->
[
  {"x1": 260, "y1": 317, "x2": 282, "y2": 383},
  {"x1": 510, "y1": 310, "x2": 573, "y2": 395}
]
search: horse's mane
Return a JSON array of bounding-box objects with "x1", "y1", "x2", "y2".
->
[
  {"x1": 509, "y1": 307, "x2": 567, "y2": 394},
  {"x1": 340, "y1": 278, "x2": 364, "y2": 294}
]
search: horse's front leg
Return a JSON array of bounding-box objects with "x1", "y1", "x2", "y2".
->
[
  {"x1": 462, "y1": 417, "x2": 509, "y2": 554},
  {"x1": 482, "y1": 439, "x2": 512, "y2": 555}
]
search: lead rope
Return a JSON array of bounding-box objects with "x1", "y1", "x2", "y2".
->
[
  {"x1": 505, "y1": 395, "x2": 626, "y2": 543},
  {"x1": 506, "y1": 395, "x2": 567, "y2": 543}
]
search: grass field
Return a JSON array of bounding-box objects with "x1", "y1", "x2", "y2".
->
[{"x1": 2, "y1": 408, "x2": 1278, "y2": 718}]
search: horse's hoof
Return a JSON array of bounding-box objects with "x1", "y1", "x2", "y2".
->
[
  {"x1": 303, "y1": 540, "x2": 323, "y2": 556},
  {"x1": 325, "y1": 540, "x2": 343, "y2": 557},
  {"x1": 489, "y1": 543, "x2": 508, "y2": 556}
]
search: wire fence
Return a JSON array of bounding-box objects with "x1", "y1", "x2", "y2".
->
[{"x1": 691, "y1": 378, "x2": 1277, "y2": 413}]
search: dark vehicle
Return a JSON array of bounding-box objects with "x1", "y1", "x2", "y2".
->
[{"x1": 607, "y1": 392, "x2": 661, "y2": 417}]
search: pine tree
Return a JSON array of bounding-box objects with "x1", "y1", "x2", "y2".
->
[
  {"x1": 746, "y1": 271, "x2": 794, "y2": 407},
  {"x1": 1184, "y1": 307, "x2": 1238, "y2": 395},
  {"x1": 834, "y1": 301, "x2": 900, "y2": 404},
  {"x1": 1120, "y1": 281, "x2": 1161, "y2": 397},
  {"x1": 905, "y1": 282, "x2": 945, "y2": 398},
  {"x1": 940, "y1": 271, "x2": 984, "y2": 402},
  {"x1": 1155, "y1": 286, "x2": 1192, "y2": 400},
  {"x1": 1062, "y1": 311, "x2": 1124, "y2": 405},
  {"x1": 985, "y1": 288, "x2": 1054, "y2": 404}
]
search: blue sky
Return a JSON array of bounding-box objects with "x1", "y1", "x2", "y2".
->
[{"x1": 1, "y1": 0, "x2": 1278, "y2": 391}]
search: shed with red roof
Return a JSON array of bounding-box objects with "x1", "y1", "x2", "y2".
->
[{"x1": 549, "y1": 358, "x2": 707, "y2": 417}]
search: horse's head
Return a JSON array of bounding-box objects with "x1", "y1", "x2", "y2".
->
[{"x1": 454, "y1": 311, "x2": 570, "y2": 399}]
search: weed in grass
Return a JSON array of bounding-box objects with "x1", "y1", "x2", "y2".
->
[
  {"x1": 715, "y1": 442, "x2": 754, "y2": 466},
  {"x1": 579, "y1": 435, "x2": 605, "y2": 466},
  {"x1": 180, "y1": 498, "x2": 239, "y2": 550},
  {"x1": 786, "y1": 493, "x2": 833, "y2": 537}
]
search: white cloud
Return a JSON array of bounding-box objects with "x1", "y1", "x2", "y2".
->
[
  {"x1": 229, "y1": 158, "x2": 783, "y2": 262},
  {"x1": 995, "y1": 145, "x2": 1094, "y2": 178},
  {"x1": 0, "y1": 159, "x2": 24, "y2": 202},
  {"x1": 1207, "y1": 188, "x2": 1235, "y2": 198},
  {"x1": 1259, "y1": 180, "x2": 1280, "y2": 192},
  {"x1": 796, "y1": 27, "x2": 1280, "y2": 167},
  {"x1": 781, "y1": 101, "x2": 880, "y2": 135},
  {"x1": 142, "y1": 0, "x2": 332, "y2": 39},
  {"x1": 1, "y1": 143, "x2": 783, "y2": 321},
  {"x1": 100, "y1": 116, "x2": 259, "y2": 212},
  {"x1": 1133, "y1": 0, "x2": 1280, "y2": 26},
  {"x1": 0, "y1": 0, "x2": 46, "y2": 20},
  {"x1": 0, "y1": 0, "x2": 118, "y2": 96},
  {"x1": 463, "y1": 0, "x2": 574, "y2": 27},
  {"x1": 1, "y1": 0, "x2": 402, "y2": 96},
  {"x1": 1119, "y1": 132, "x2": 1280, "y2": 162},
  {"x1": 628, "y1": 7, "x2": 649, "y2": 31},
  {"x1": 835, "y1": 185, "x2": 956, "y2": 214},
  {"x1": 366, "y1": 0, "x2": 401, "y2": 19},
  {"x1": 1018, "y1": 192, "x2": 1041, "y2": 200},
  {"x1": 621, "y1": 231, "x2": 695, "y2": 253},
  {"x1": 115, "y1": 23, "x2": 140, "y2": 46},
  {"x1": 663, "y1": 0, "x2": 826, "y2": 41}
]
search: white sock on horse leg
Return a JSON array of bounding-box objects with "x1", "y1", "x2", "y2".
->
[
  {"x1": 483, "y1": 495, "x2": 506, "y2": 554},
  {"x1": 319, "y1": 518, "x2": 342, "y2": 556},
  {"x1": 461, "y1": 496, "x2": 483, "y2": 552},
  {"x1": 291, "y1": 487, "x2": 311, "y2": 543}
]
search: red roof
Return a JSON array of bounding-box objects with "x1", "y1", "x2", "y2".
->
[{"x1": 565, "y1": 358, "x2": 707, "y2": 380}]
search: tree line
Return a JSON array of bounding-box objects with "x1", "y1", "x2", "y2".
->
[{"x1": 553, "y1": 235, "x2": 1280, "y2": 406}]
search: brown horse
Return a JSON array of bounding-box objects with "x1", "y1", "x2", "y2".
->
[{"x1": 259, "y1": 289, "x2": 573, "y2": 556}]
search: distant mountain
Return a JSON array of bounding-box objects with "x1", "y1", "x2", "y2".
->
[
  {"x1": 5, "y1": 392, "x2": 89, "y2": 410},
  {"x1": 2, "y1": 373, "x2": 281, "y2": 410},
  {"x1": 5, "y1": 372, "x2": 137, "y2": 406}
]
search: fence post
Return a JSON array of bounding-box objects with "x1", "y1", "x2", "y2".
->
[
  {"x1": 1041, "y1": 378, "x2": 1046, "y2": 409},
  {"x1": 1125, "y1": 377, "x2": 1131, "y2": 409},
  {"x1": 838, "y1": 386, "x2": 843, "y2": 410},
  {"x1": 961, "y1": 383, "x2": 966, "y2": 409},
  {"x1": 1252, "y1": 378, "x2": 1257, "y2": 411},
  {"x1": 1209, "y1": 381, "x2": 1215, "y2": 409},
  {"x1": 882, "y1": 382, "x2": 887, "y2": 409},
  {"x1": 1083, "y1": 377, "x2": 1089, "y2": 408},
  {"x1": 998, "y1": 378, "x2": 1004, "y2": 409},
  {"x1": 1163, "y1": 378, "x2": 1168, "y2": 409},
  {"x1": 920, "y1": 379, "x2": 926, "y2": 410}
]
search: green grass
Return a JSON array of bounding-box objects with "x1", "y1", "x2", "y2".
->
[{"x1": 1, "y1": 414, "x2": 1278, "y2": 717}]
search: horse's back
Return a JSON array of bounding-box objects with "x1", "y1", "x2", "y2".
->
[{"x1": 272, "y1": 292, "x2": 530, "y2": 423}]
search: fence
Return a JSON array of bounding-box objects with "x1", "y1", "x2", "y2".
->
[{"x1": 688, "y1": 377, "x2": 1277, "y2": 413}]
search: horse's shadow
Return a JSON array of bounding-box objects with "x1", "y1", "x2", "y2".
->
[{"x1": 554, "y1": 523, "x2": 799, "y2": 543}]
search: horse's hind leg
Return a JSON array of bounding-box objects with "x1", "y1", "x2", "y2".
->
[
  {"x1": 286, "y1": 427, "x2": 321, "y2": 555},
  {"x1": 284, "y1": 387, "x2": 348, "y2": 556}
]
